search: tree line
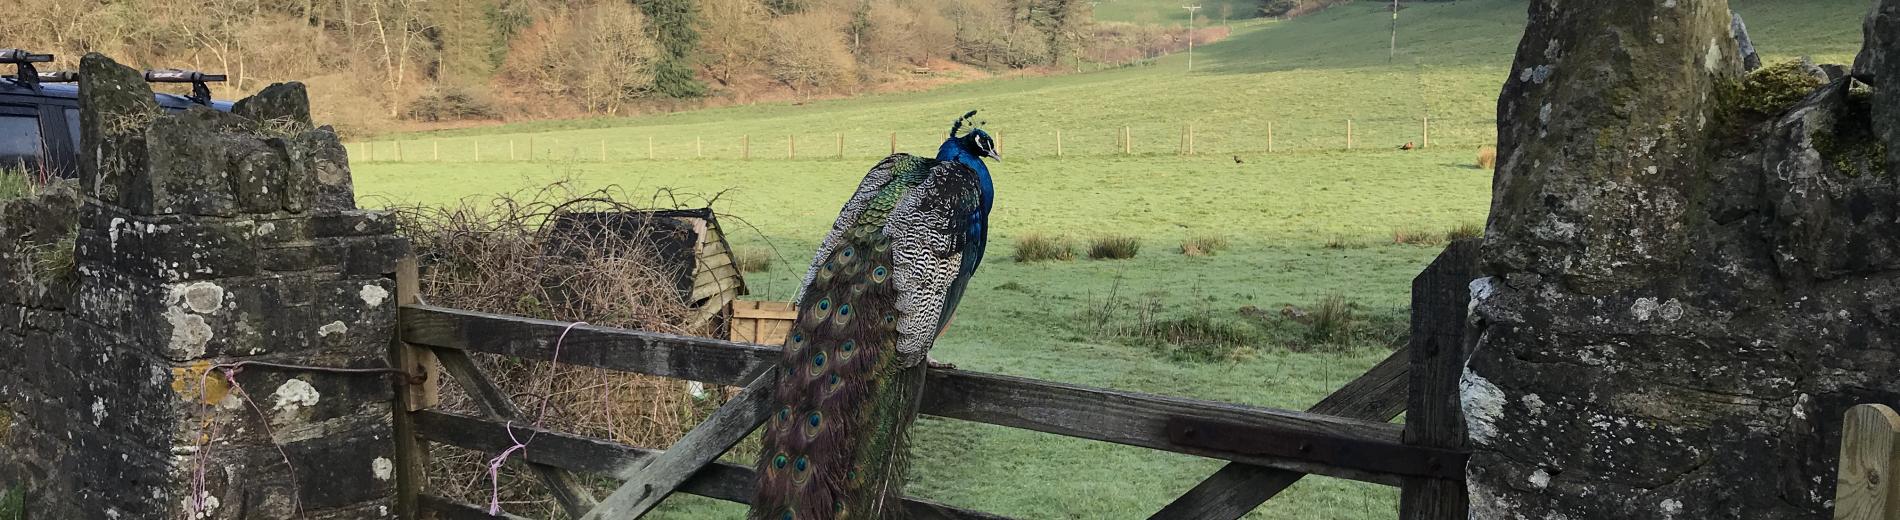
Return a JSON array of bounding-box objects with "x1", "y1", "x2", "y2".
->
[{"x1": 2, "y1": 0, "x2": 1222, "y2": 135}]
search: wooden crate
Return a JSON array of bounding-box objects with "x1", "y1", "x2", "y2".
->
[{"x1": 729, "y1": 300, "x2": 796, "y2": 346}]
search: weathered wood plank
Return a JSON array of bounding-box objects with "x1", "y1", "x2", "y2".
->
[
  {"x1": 434, "y1": 347, "x2": 600, "y2": 517},
  {"x1": 1399, "y1": 239, "x2": 1478, "y2": 520},
  {"x1": 1834, "y1": 404, "x2": 1900, "y2": 520},
  {"x1": 414, "y1": 410, "x2": 1012, "y2": 520},
  {"x1": 418, "y1": 495, "x2": 537, "y2": 520},
  {"x1": 580, "y1": 371, "x2": 777, "y2": 519},
  {"x1": 921, "y1": 370, "x2": 1409, "y2": 486},
  {"x1": 390, "y1": 257, "x2": 428, "y2": 519},
  {"x1": 405, "y1": 304, "x2": 1422, "y2": 485},
  {"x1": 401, "y1": 304, "x2": 778, "y2": 386},
  {"x1": 1148, "y1": 345, "x2": 1412, "y2": 520}
]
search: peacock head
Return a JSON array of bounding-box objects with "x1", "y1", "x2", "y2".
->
[{"x1": 948, "y1": 110, "x2": 1001, "y2": 161}]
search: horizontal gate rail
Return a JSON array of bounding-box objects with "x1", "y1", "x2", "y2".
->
[
  {"x1": 1150, "y1": 345, "x2": 1413, "y2": 519},
  {"x1": 401, "y1": 304, "x2": 1428, "y2": 486},
  {"x1": 414, "y1": 410, "x2": 1011, "y2": 520}
]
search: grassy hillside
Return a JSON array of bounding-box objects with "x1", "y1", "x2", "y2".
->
[
  {"x1": 1093, "y1": 0, "x2": 1263, "y2": 24},
  {"x1": 351, "y1": 1, "x2": 1873, "y2": 518}
]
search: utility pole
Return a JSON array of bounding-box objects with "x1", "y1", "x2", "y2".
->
[
  {"x1": 1390, "y1": 0, "x2": 1399, "y2": 62},
  {"x1": 1183, "y1": 5, "x2": 1202, "y2": 71}
]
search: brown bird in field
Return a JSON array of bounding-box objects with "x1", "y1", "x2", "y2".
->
[
  {"x1": 1233, "y1": 155, "x2": 1244, "y2": 164},
  {"x1": 1399, "y1": 142, "x2": 1416, "y2": 150}
]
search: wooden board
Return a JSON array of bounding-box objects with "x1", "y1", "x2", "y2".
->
[
  {"x1": 433, "y1": 347, "x2": 600, "y2": 517},
  {"x1": 1149, "y1": 346, "x2": 1411, "y2": 519},
  {"x1": 1398, "y1": 239, "x2": 1478, "y2": 520},
  {"x1": 730, "y1": 300, "x2": 797, "y2": 346},
  {"x1": 1835, "y1": 404, "x2": 1900, "y2": 520},
  {"x1": 389, "y1": 256, "x2": 433, "y2": 519},
  {"x1": 414, "y1": 410, "x2": 1011, "y2": 519},
  {"x1": 579, "y1": 371, "x2": 776, "y2": 519},
  {"x1": 403, "y1": 303, "x2": 1430, "y2": 486}
]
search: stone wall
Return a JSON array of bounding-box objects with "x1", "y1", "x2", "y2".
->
[
  {"x1": 1467, "y1": 0, "x2": 1899, "y2": 518},
  {"x1": 0, "y1": 53, "x2": 406, "y2": 519}
]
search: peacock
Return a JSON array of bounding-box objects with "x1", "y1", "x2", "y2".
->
[{"x1": 747, "y1": 111, "x2": 999, "y2": 520}]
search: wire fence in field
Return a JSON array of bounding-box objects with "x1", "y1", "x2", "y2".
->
[{"x1": 344, "y1": 115, "x2": 1497, "y2": 164}]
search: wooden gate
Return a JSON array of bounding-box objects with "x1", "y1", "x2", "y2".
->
[{"x1": 387, "y1": 241, "x2": 1480, "y2": 519}]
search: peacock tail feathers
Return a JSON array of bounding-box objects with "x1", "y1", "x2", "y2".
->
[{"x1": 751, "y1": 112, "x2": 995, "y2": 520}]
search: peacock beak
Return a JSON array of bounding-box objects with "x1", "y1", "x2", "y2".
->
[{"x1": 986, "y1": 150, "x2": 1003, "y2": 161}]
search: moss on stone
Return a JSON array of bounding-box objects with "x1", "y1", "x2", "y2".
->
[
  {"x1": 1737, "y1": 60, "x2": 1827, "y2": 118},
  {"x1": 0, "y1": 484, "x2": 20, "y2": 520},
  {"x1": 1811, "y1": 81, "x2": 1889, "y2": 177}
]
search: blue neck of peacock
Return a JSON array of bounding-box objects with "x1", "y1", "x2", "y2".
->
[{"x1": 936, "y1": 139, "x2": 995, "y2": 218}]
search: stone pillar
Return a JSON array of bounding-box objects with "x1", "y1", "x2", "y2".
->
[
  {"x1": 1468, "y1": 0, "x2": 1900, "y2": 518},
  {"x1": 0, "y1": 53, "x2": 406, "y2": 519}
]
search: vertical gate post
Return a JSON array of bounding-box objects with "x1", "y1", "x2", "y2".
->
[{"x1": 1399, "y1": 239, "x2": 1477, "y2": 519}]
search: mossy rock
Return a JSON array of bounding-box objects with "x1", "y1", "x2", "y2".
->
[{"x1": 1737, "y1": 59, "x2": 1829, "y2": 118}]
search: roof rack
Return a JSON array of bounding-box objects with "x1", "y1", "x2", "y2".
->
[
  {"x1": 35, "y1": 70, "x2": 76, "y2": 83},
  {"x1": 0, "y1": 48, "x2": 53, "y2": 89},
  {"x1": 144, "y1": 68, "x2": 226, "y2": 106}
]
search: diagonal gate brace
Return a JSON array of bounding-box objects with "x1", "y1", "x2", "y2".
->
[
  {"x1": 434, "y1": 348, "x2": 601, "y2": 517},
  {"x1": 579, "y1": 369, "x2": 778, "y2": 519}
]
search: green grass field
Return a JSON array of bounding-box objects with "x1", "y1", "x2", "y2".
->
[{"x1": 353, "y1": 1, "x2": 1871, "y2": 517}]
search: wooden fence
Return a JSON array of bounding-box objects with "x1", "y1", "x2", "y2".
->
[
  {"x1": 344, "y1": 116, "x2": 1494, "y2": 164},
  {"x1": 1834, "y1": 404, "x2": 1900, "y2": 520},
  {"x1": 385, "y1": 241, "x2": 1480, "y2": 519}
]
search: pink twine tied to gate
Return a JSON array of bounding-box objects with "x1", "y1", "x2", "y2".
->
[{"x1": 488, "y1": 321, "x2": 587, "y2": 516}]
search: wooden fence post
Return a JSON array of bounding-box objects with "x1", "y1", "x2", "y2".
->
[
  {"x1": 390, "y1": 255, "x2": 437, "y2": 519},
  {"x1": 649, "y1": 136, "x2": 655, "y2": 160},
  {"x1": 789, "y1": 134, "x2": 796, "y2": 159},
  {"x1": 837, "y1": 132, "x2": 844, "y2": 159},
  {"x1": 1834, "y1": 404, "x2": 1900, "y2": 520},
  {"x1": 432, "y1": 140, "x2": 439, "y2": 161},
  {"x1": 395, "y1": 141, "x2": 403, "y2": 162},
  {"x1": 1397, "y1": 239, "x2": 1477, "y2": 520},
  {"x1": 743, "y1": 135, "x2": 751, "y2": 160},
  {"x1": 366, "y1": 142, "x2": 375, "y2": 162},
  {"x1": 1347, "y1": 120, "x2": 1354, "y2": 150},
  {"x1": 528, "y1": 137, "x2": 535, "y2": 161},
  {"x1": 697, "y1": 136, "x2": 703, "y2": 158},
  {"x1": 1124, "y1": 126, "x2": 1132, "y2": 155},
  {"x1": 600, "y1": 139, "x2": 607, "y2": 162},
  {"x1": 1056, "y1": 129, "x2": 1063, "y2": 158},
  {"x1": 1189, "y1": 124, "x2": 1196, "y2": 155},
  {"x1": 509, "y1": 139, "x2": 516, "y2": 161},
  {"x1": 1423, "y1": 114, "x2": 1431, "y2": 149},
  {"x1": 889, "y1": 132, "x2": 896, "y2": 154},
  {"x1": 472, "y1": 139, "x2": 480, "y2": 162},
  {"x1": 1267, "y1": 122, "x2": 1275, "y2": 153}
]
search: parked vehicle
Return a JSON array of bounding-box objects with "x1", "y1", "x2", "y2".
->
[{"x1": 1, "y1": 48, "x2": 231, "y2": 182}]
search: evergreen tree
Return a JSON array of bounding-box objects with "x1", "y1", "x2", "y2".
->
[{"x1": 634, "y1": 0, "x2": 706, "y2": 97}]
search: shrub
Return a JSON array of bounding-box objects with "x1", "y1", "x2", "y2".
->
[
  {"x1": 403, "y1": 86, "x2": 501, "y2": 122},
  {"x1": 1179, "y1": 234, "x2": 1230, "y2": 257},
  {"x1": 388, "y1": 182, "x2": 716, "y2": 512},
  {"x1": 1014, "y1": 233, "x2": 1077, "y2": 262},
  {"x1": 1391, "y1": 227, "x2": 1443, "y2": 246},
  {"x1": 1306, "y1": 293, "x2": 1355, "y2": 346},
  {"x1": 1444, "y1": 222, "x2": 1484, "y2": 242},
  {"x1": 734, "y1": 247, "x2": 773, "y2": 272},
  {"x1": 1476, "y1": 146, "x2": 1498, "y2": 169},
  {"x1": 0, "y1": 168, "x2": 30, "y2": 200},
  {"x1": 1323, "y1": 235, "x2": 1367, "y2": 250},
  {"x1": 1088, "y1": 235, "x2": 1142, "y2": 260}
]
